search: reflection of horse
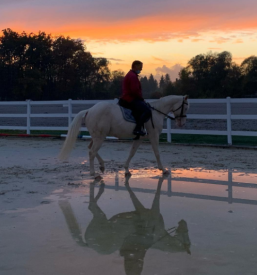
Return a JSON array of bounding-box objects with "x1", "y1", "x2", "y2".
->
[
  {"x1": 59, "y1": 176, "x2": 191, "y2": 275},
  {"x1": 58, "y1": 95, "x2": 189, "y2": 176}
]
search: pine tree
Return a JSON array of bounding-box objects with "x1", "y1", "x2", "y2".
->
[
  {"x1": 164, "y1": 74, "x2": 171, "y2": 86},
  {"x1": 148, "y1": 74, "x2": 158, "y2": 93},
  {"x1": 159, "y1": 75, "x2": 165, "y2": 91}
]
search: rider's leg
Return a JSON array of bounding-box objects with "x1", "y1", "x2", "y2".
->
[{"x1": 131, "y1": 100, "x2": 151, "y2": 136}]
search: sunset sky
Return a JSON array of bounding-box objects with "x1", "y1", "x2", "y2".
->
[{"x1": 1, "y1": 0, "x2": 257, "y2": 80}]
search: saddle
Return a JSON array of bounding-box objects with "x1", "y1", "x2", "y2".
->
[
  {"x1": 119, "y1": 106, "x2": 137, "y2": 124},
  {"x1": 119, "y1": 105, "x2": 154, "y2": 140}
]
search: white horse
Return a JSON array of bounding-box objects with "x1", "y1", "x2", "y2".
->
[{"x1": 58, "y1": 95, "x2": 189, "y2": 176}]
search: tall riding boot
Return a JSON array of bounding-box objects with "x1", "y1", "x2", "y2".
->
[{"x1": 133, "y1": 124, "x2": 146, "y2": 136}]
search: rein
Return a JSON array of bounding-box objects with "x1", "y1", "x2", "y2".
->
[{"x1": 148, "y1": 100, "x2": 188, "y2": 121}]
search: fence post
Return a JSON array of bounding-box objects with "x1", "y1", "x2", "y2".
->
[
  {"x1": 26, "y1": 99, "x2": 31, "y2": 134},
  {"x1": 226, "y1": 97, "x2": 232, "y2": 145},
  {"x1": 115, "y1": 172, "x2": 119, "y2": 191},
  {"x1": 68, "y1": 99, "x2": 72, "y2": 126},
  {"x1": 228, "y1": 169, "x2": 233, "y2": 204},
  {"x1": 167, "y1": 169, "x2": 172, "y2": 197},
  {"x1": 167, "y1": 116, "x2": 172, "y2": 143}
]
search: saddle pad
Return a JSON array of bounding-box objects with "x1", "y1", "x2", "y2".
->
[{"x1": 119, "y1": 106, "x2": 136, "y2": 124}]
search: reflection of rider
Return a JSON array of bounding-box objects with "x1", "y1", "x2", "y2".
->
[{"x1": 119, "y1": 60, "x2": 151, "y2": 137}]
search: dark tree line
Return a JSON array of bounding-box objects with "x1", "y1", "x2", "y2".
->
[
  {"x1": 174, "y1": 51, "x2": 257, "y2": 98},
  {"x1": 0, "y1": 29, "x2": 110, "y2": 100},
  {"x1": 140, "y1": 51, "x2": 257, "y2": 98},
  {"x1": 1, "y1": 29, "x2": 257, "y2": 100}
]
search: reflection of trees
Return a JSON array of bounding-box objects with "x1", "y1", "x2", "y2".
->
[{"x1": 59, "y1": 176, "x2": 191, "y2": 275}]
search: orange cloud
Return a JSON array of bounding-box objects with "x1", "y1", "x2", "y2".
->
[
  {"x1": 1, "y1": 2, "x2": 257, "y2": 43},
  {"x1": 152, "y1": 56, "x2": 165, "y2": 61},
  {"x1": 191, "y1": 39, "x2": 203, "y2": 42},
  {"x1": 233, "y1": 38, "x2": 244, "y2": 44},
  {"x1": 209, "y1": 37, "x2": 232, "y2": 44},
  {"x1": 91, "y1": 52, "x2": 104, "y2": 55}
]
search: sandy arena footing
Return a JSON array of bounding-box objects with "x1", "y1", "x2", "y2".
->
[{"x1": 0, "y1": 137, "x2": 257, "y2": 275}]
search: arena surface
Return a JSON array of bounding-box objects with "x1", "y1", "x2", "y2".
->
[{"x1": 0, "y1": 138, "x2": 257, "y2": 275}]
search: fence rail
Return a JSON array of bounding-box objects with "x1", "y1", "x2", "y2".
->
[{"x1": 1, "y1": 97, "x2": 257, "y2": 144}]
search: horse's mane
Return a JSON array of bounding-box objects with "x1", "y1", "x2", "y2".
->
[{"x1": 149, "y1": 95, "x2": 182, "y2": 109}]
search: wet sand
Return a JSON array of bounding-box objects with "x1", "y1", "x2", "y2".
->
[{"x1": 0, "y1": 138, "x2": 257, "y2": 275}]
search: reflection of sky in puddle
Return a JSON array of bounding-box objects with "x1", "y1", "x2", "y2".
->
[
  {"x1": 1, "y1": 167, "x2": 257, "y2": 275},
  {"x1": 56, "y1": 168, "x2": 257, "y2": 274},
  {"x1": 77, "y1": 168, "x2": 257, "y2": 206}
]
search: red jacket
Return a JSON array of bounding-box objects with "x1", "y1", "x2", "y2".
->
[{"x1": 121, "y1": 70, "x2": 143, "y2": 102}]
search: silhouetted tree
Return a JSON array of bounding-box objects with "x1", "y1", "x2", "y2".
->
[
  {"x1": 178, "y1": 51, "x2": 243, "y2": 98},
  {"x1": 241, "y1": 56, "x2": 257, "y2": 96},
  {"x1": 148, "y1": 74, "x2": 158, "y2": 97},
  {"x1": 0, "y1": 29, "x2": 111, "y2": 100},
  {"x1": 159, "y1": 75, "x2": 165, "y2": 91},
  {"x1": 1, "y1": 32, "x2": 256, "y2": 100},
  {"x1": 140, "y1": 76, "x2": 151, "y2": 98},
  {"x1": 108, "y1": 70, "x2": 125, "y2": 99},
  {"x1": 164, "y1": 74, "x2": 171, "y2": 86}
]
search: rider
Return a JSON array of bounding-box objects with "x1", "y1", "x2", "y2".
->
[{"x1": 119, "y1": 60, "x2": 151, "y2": 136}]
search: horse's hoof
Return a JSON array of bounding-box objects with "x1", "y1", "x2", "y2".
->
[
  {"x1": 163, "y1": 170, "x2": 170, "y2": 175},
  {"x1": 100, "y1": 166, "x2": 105, "y2": 173},
  {"x1": 125, "y1": 172, "x2": 131, "y2": 178},
  {"x1": 94, "y1": 175, "x2": 103, "y2": 181}
]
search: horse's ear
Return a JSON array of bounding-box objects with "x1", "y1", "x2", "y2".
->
[{"x1": 184, "y1": 95, "x2": 188, "y2": 100}]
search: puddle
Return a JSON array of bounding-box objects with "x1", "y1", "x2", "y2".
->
[{"x1": 0, "y1": 168, "x2": 257, "y2": 275}]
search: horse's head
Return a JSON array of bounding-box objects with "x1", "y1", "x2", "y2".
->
[
  {"x1": 174, "y1": 219, "x2": 191, "y2": 254},
  {"x1": 173, "y1": 95, "x2": 189, "y2": 127},
  {"x1": 151, "y1": 219, "x2": 191, "y2": 254}
]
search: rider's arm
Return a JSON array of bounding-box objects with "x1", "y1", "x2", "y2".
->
[{"x1": 129, "y1": 74, "x2": 144, "y2": 100}]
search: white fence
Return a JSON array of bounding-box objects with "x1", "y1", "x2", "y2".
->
[{"x1": 1, "y1": 97, "x2": 257, "y2": 145}]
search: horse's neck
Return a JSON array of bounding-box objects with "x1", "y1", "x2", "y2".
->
[{"x1": 152, "y1": 96, "x2": 182, "y2": 114}]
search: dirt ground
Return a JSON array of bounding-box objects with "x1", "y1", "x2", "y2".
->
[
  {"x1": 1, "y1": 137, "x2": 257, "y2": 275},
  {"x1": 0, "y1": 137, "x2": 256, "y2": 208}
]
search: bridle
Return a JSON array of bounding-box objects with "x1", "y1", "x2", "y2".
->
[
  {"x1": 148, "y1": 99, "x2": 188, "y2": 120},
  {"x1": 172, "y1": 100, "x2": 188, "y2": 119}
]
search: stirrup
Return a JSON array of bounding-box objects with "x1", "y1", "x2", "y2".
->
[{"x1": 133, "y1": 129, "x2": 146, "y2": 136}]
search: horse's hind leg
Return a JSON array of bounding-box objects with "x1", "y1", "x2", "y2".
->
[
  {"x1": 96, "y1": 154, "x2": 105, "y2": 173},
  {"x1": 89, "y1": 181, "x2": 106, "y2": 216},
  {"x1": 88, "y1": 140, "x2": 105, "y2": 174},
  {"x1": 124, "y1": 139, "x2": 142, "y2": 175},
  {"x1": 89, "y1": 138, "x2": 105, "y2": 177}
]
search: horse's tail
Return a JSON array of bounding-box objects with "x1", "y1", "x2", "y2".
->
[{"x1": 58, "y1": 110, "x2": 88, "y2": 161}]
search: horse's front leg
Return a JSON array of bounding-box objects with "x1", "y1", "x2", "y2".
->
[
  {"x1": 124, "y1": 139, "x2": 142, "y2": 175},
  {"x1": 149, "y1": 132, "x2": 169, "y2": 175}
]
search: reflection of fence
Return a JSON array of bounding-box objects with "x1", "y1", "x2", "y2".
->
[
  {"x1": 106, "y1": 170, "x2": 257, "y2": 206},
  {"x1": 1, "y1": 97, "x2": 257, "y2": 144}
]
